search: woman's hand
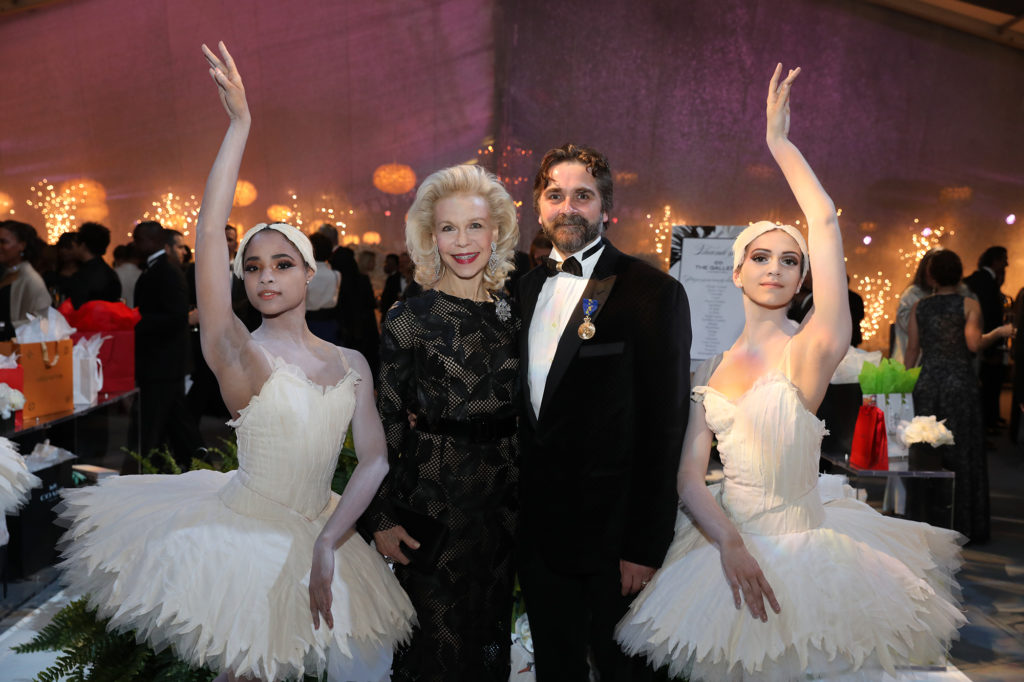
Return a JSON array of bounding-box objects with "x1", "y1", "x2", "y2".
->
[
  {"x1": 719, "y1": 538, "x2": 781, "y2": 622},
  {"x1": 309, "y1": 538, "x2": 335, "y2": 630},
  {"x1": 201, "y1": 41, "x2": 249, "y2": 123},
  {"x1": 766, "y1": 62, "x2": 801, "y2": 143},
  {"x1": 373, "y1": 525, "x2": 420, "y2": 565}
]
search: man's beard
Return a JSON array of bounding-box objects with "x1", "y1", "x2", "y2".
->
[{"x1": 542, "y1": 213, "x2": 603, "y2": 255}]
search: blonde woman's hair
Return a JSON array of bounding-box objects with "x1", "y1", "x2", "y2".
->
[{"x1": 405, "y1": 164, "x2": 519, "y2": 293}]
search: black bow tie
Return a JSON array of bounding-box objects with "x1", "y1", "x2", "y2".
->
[
  {"x1": 544, "y1": 256, "x2": 582, "y2": 277},
  {"x1": 543, "y1": 240, "x2": 604, "y2": 278}
]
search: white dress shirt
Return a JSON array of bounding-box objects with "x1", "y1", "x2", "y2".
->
[
  {"x1": 305, "y1": 263, "x2": 341, "y2": 311},
  {"x1": 528, "y1": 236, "x2": 605, "y2": 417}
]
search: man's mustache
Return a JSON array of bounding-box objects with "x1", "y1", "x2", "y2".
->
[{"x1": 553, "y1": 214, "x2": 589, "y2": 227}]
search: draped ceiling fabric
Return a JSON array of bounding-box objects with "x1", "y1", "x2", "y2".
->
[
  {"x1": 1, "y1": 0, "x2": 1022, "y2": 296},
  {"x1": 497, "y1": 0, "x2": 1024, "y2": 296},
  {"x1": 0, "y1": 0, "x2": 496, "y2": 248}
]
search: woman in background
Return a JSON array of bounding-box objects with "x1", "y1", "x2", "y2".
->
[
  {"x1": 905, "y1": 248, "x2": 1013, "y2": 542},
  {"x1": 0, "y1": 220, "x2": 52, "y2": 340}
]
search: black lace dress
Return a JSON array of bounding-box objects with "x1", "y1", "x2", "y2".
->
[
  {"x1": 912, "y1": 293, "x2": 988, "y2": 541},
  {"x1": 361, "y1": 289, "x2": 519, "y2": 682}
]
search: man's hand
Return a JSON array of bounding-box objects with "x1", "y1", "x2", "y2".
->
[{"x1": 620, "y1": 559, "x2": 656, "y2": 596}]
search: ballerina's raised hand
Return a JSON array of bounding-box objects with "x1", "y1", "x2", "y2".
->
[
  {"x1": 767, "y1": 62, "x2": 800, "y2": 142},
  {"x1": 202, "y1": 41, "x2": 249, "y2": 123}
]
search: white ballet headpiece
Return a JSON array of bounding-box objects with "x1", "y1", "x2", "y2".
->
[
  {"x1": 232, "y1": 223, "x2": 317, "y2": 278},
  {"x1": 732, "y1": 220, "x2": 809, "y2": 278}
]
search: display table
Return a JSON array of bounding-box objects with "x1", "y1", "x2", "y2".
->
[
  {"x1": 2, "y1": 390, "x2": 138, "y2": 581},
  {"x1": 820, "y1": 451, "x2": 955, "y2": 528}
]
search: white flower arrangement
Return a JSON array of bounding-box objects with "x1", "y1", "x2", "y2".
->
[
  {"x1": 898, "y1": 415, "x2": 955, "y2": 448},
  {"x1": 0, "y1": 382, "x2": 25, "y2": 419}
]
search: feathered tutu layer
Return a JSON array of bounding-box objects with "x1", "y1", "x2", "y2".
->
[
  {"x1": 0, "y1": 436, "x2": 41, "y2": 546},
  {"x1": 616, "y1": 483, "x2": 965, "y2": 681},
  {"x1": 0, "y1": 437, "x2": 39, "y2": 515},
  {"x1": 58, "y1": 470, "x2": 415, "y2": 681}
]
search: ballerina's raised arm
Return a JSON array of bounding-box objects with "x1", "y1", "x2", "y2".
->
[
  {"x1": 193, "y1": 42, "x2": 267, "y2": 415},
  {"x1": 768, "y1": 63, "x2": 851, "y2": 409}
]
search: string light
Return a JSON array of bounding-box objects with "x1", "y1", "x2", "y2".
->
[
  {"x1": 141, "y1": 192, "x2": 201, "y2": 239},
  {"x1": 289, "y1": 193, "x2": 304, "y2": 229},
  {"x1": 896, "y1": 223, "x2": 951, "y2": 282},
  {"x1": 26, "y1": 179, "x2": 85, "y2": 243},
  {"x1": 853, "y1": 273, "x2": 893, "y2": 343},
  {"x1": 648, "y1": 205, "x2": 673, "y2": 268}
]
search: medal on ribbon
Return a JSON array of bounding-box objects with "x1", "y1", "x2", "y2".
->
[{"x1": 578, "y1": 298, "x2": 598, "y2": 340}]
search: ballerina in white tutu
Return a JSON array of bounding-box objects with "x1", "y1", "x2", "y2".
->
[
  {"x1": 57, "y1": 42, "x2": 415, "y2": 682},
  {"x1": 615, "y1": 64, "x2": 965, "y2": 681}
]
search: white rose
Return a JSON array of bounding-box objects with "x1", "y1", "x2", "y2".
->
[{"x1": 899, "y1": 415, "x2": 955, "y2": 447}]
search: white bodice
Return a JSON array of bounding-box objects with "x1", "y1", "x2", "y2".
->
[
  {"x1": 219, "y1": 355, "x2": 359, "y2": 522},
  {"x1": 693, "y1": 371, "x2": 828, "y2": 535}
]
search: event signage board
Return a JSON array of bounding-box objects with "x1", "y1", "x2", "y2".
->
[{"x1": 670, "y1": 225, "x2": 746, "y2": 371}]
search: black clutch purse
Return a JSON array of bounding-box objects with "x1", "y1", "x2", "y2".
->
[{"x1": 392, "y1": 502, "x2": 449, "y2": 574}]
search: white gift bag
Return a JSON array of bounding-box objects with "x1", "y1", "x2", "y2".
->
[
  {"x1": 872, "y1": 393, "x2": 915, "y2": 458},
  {"x1": 72, "y1": 334, "x2": 107, "y2": 407}
]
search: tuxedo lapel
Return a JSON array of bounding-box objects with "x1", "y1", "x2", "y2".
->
[
  {"x1": 537, "y1": 245, "x2": 620, "y2": 419},
  {"x1": 519, "y1": 268, "x2": 546, "y2": 428}
]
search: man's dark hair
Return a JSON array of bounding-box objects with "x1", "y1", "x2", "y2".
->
[
  {"x1": 56, "y1": 231, "x2": 78, "y2": 249},
  {"x1": 929, "y1": 249, "x2": 963, "y2": 287},
  {"x1": 77, "y1": 222, "x2": 112, "y2": 257},
  {"x1": 309, "y1": 232, "x2": 333, "y2": 263},
  {"x1": 977, "y1": 246, "x2": 1007, "y2": 269},
  {"x1": 385, "y1": 253, "x2": 399, "y2": 266},
  {"x1": 532, "y1": 143, "x2": 613, "y2": 228},
  {"x1": 162, "y1": 228, "x2": 183, "y2": 246},
  {"x1": 134, "y1": 220, "x2": 163, "y2": 241}
]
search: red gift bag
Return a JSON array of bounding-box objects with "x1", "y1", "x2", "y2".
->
[
  {"x1": 62, "y1": 300, "x2": 140, "y2": 395},
  {"x1": 849, "y1": 404, "x2": 888, "y2": 470},
  {"x1": 70, "y1": 331, "x2": 135, "y2": 394}
]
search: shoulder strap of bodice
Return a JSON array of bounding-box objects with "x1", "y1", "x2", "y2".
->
[
  {"x1": 693, "y1": 353, "x2": 723, "y2": 388},
  {"x1": 780, "y1": 336, "x2": 796, "y2": 378},
  {"x1": 335, "y1": 344, "x2": 353, "y2": 375}
]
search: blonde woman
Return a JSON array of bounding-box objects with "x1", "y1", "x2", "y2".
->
[{"x1": 361, "y1": 164, "x2": 520, "y2": 681}]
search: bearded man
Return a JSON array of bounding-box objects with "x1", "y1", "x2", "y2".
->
[{"x1": 516, "y1": 143, "x2": 691, "y2": 680}]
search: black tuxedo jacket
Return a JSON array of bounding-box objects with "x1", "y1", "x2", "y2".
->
[
  {"x1": 517, "y1": 241, "x2": 691, "y2": 571},
  {"x1": 964, "y1": 268, "x2": 1004, "y2": 362},
  {"x1": 379, "y1": 272, "x2": 402, "y2": 313},
  {"x1": 964, "y1": 268, "x2": 1002, "y2": 332},
  {"x1": 134, "y1": 253, "x2": 189, "y2": 383},
  {"x1": 68, "y1": 257, "x2": 122, "y2": 308}
]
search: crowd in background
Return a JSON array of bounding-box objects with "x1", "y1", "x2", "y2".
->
[{"x1": 0, "y1": 217, "x2": 1018, "y2": 531}]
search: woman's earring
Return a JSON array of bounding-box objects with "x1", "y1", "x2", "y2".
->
[{"x1": 487, "y1": 242, "x2": 499, "y2": 273}]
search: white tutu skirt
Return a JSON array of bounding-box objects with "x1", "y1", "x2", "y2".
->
[
  {"x1": 58, "y1": 470, "x2": 415, "y2": 681},
  {"x1": 616, "y1": 484, "x2": 965, "y2": 681},
  {"x1": 0, "y1": 437, "x2": 41, "y2": 546}
]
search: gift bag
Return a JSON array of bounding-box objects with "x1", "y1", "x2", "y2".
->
[
  {"x1": 62, "y1": 300, "x2": 139, "y2": 394},
  {"x1": 72, "y1": 335, "x2": 106, "y2": 407},
  {"x1": 850, "y1": 403, "x2": 888, "y2": 470},
  {"x1": 19, "y1": 339, "x2": 74, "y2": 420},
  {"x1": 872, "y1": 393, "x2": 915, "y2": 460}
]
